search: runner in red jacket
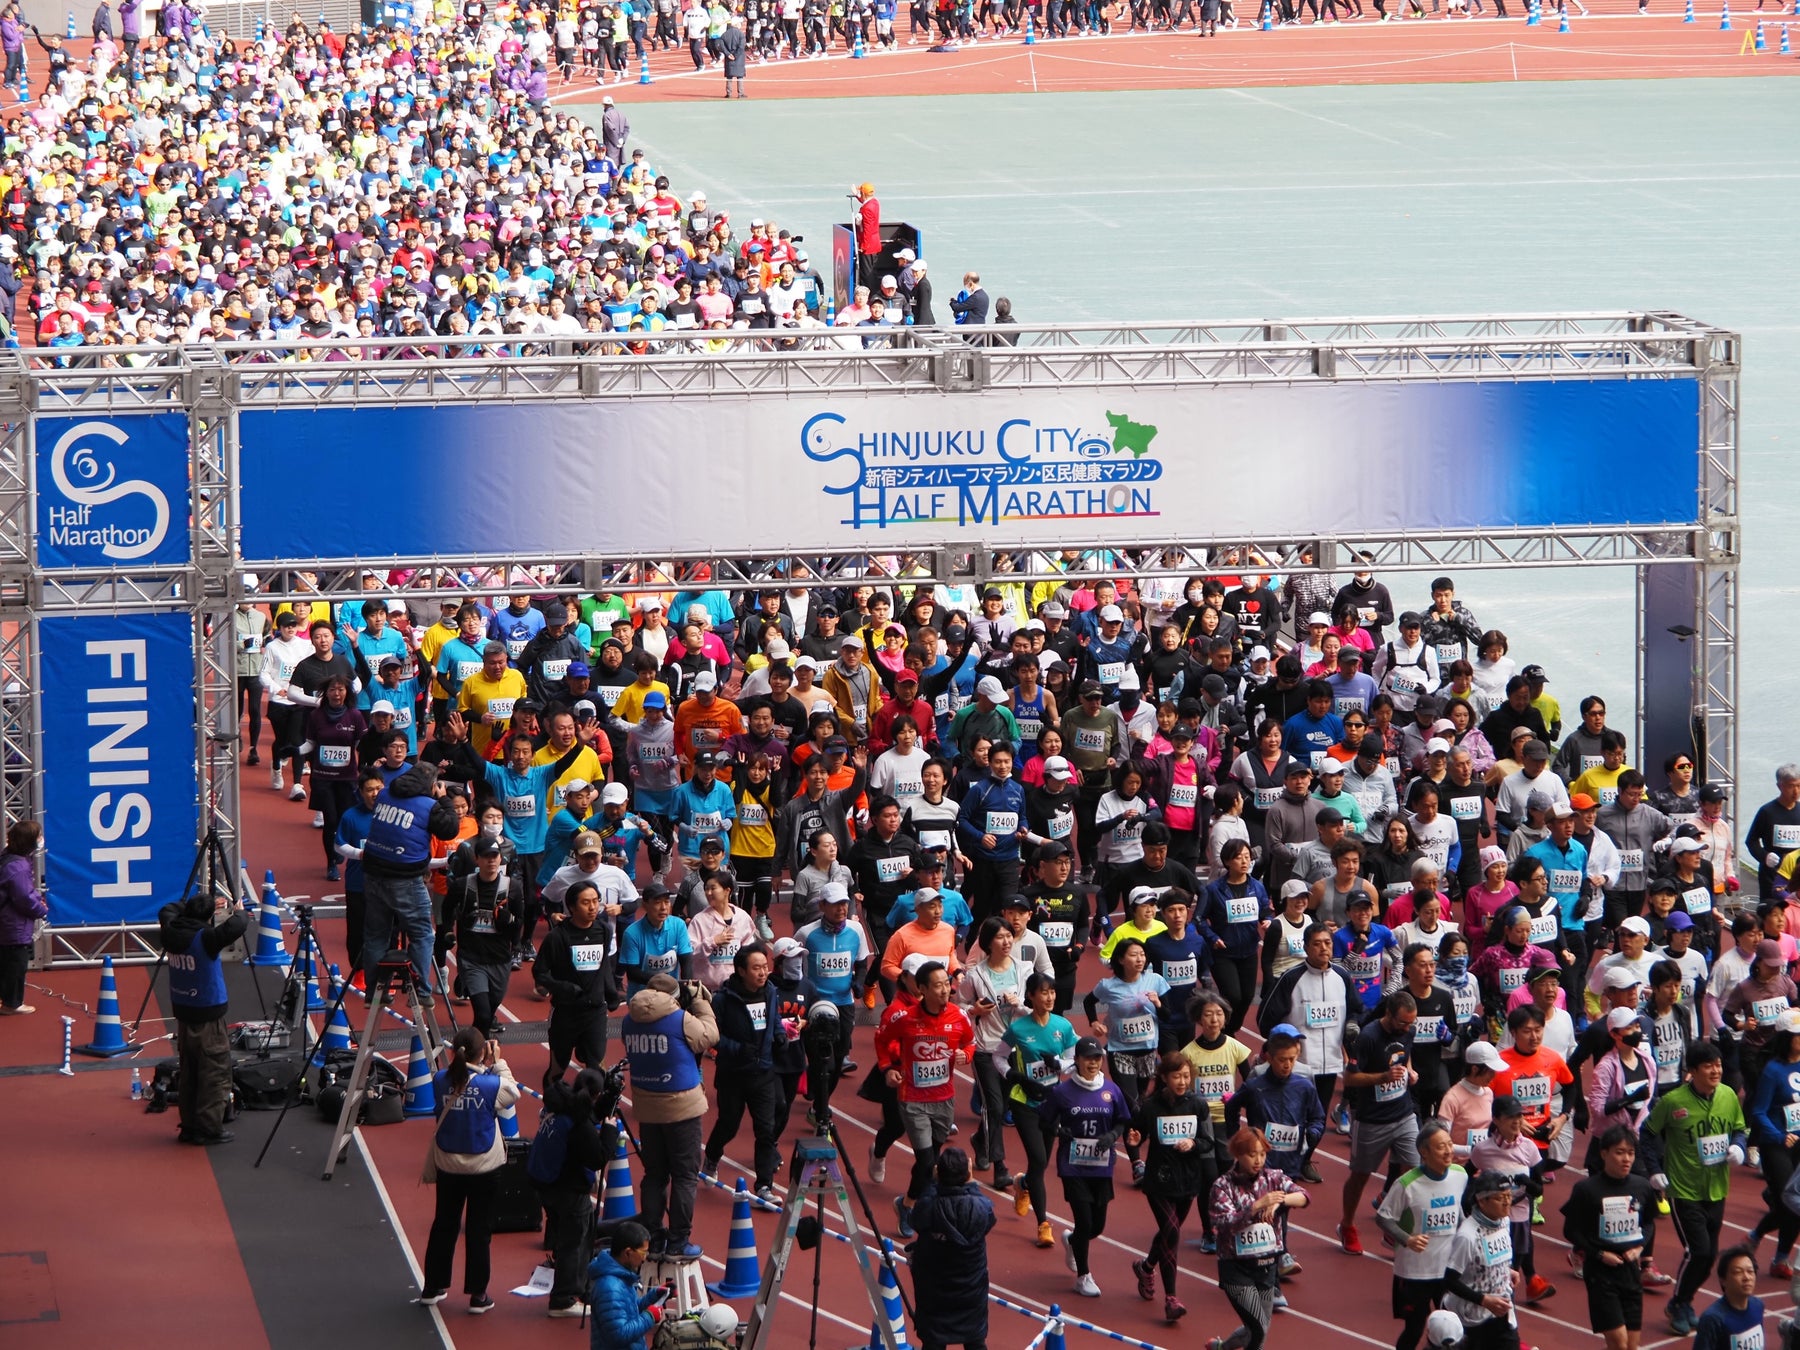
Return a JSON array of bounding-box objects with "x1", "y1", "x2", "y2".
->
[{"x1": 875, "y1": 957, "x2": 976, "y2": 1233}]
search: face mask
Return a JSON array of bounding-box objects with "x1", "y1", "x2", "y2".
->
[
  {"x1": 1620, "y1": 1032, "x2": 1643, "y2": 1048},
  {"x1": 1440, "y1": 955, "x2": 1468, "y2": 982},
  {"x1": 481, "y1": 823, "x2": 503, "y2": 838}
]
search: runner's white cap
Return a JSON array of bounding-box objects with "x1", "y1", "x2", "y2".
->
[
  {"x1": 601, "y1": 783, "x2": 629, "y2": 805},
  {"x1": 1462, "y1": 1042, "x2": 1504, "y2": 1071},
  {"x1": 369, "y1": 699, "x2": 395, "y2": 715},
  {"x1": 975, "y1": 676, "x2": 1005, "y2": 701},
  {"x1": 692, "y1": 671, "x2": 718, "y2": 692},
  {"x1": 1098, "y1": 604, "x2": 1124, "y2": 623},
  {"x1": 1307, "y1": 611, "x2": 1330, "y2": 626}
]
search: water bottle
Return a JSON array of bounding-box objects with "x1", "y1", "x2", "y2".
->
[{"x1": 130, "y1": 1067, "x2": 143, "y2": 1101}]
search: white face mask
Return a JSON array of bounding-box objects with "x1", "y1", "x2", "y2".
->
[{"x1": 481, "y1": 823, "x2": 503, "y2": 838}]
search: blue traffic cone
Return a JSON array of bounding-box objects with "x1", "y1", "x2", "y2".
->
[
  {"x1": 1043, "y1": 1304, "x2": 1067, "y2": 1350},
  {"x1": 1261, "y1": 0, "x2": 1272, "y2": 26},
  {"x1": 1720, "y1": 0, "x2": 1730, "y2": 28},
  {"x1": 1024, "y1": 10, "x2": 1036, "y2": 40},
  {"x1": 1782, "y1": 22, "x2": 1791, "y2": 51},
  {"x1": 248, "y1": 872, "x2": 290, "y2": 967},
  {"x1": 824, "y1": 289, "x2": 836, "y2": 324},
  {"x1": 76, "y1": 955, "x2": 132, "y2": 1056},
  {"x1": 302, "y1": 938, "x2": 327, "y2": 1011},
  {"x1": 707, "y1": 1178, "x2": 763, "y2": 1297},
  {"x1": 1525, "y1": 0, "x2": 1539, "y2": 24},
  {"x1": 1558, "y1": 5, "x2": 1569, "y2": 30},
  {"x1": 255, "y1": 13, "x2": 266, "y2": 39},
  {"x1": 497, "y1": 1092, "x2": 520, "y2": 1139},
  {"x1": 602, "y1": 1133, "x2": 638, "y2": 1219},
  {"x1": 1754, "y1": 18, "x2": 1765, "y2": 46},
  {"x1": 402, "y1": 1034, "x2": 436, "y2": 1117},
  {"x1": 638, "y1": 52, "x2": 653, "y2": 83},
  {"x1": 1683, "y1": 0, "x2": 1694, "y2": 19},
  {"x1": 65, "y1": 10, "x2": 75, "y2": 37},
  {"x1": 875, "y1": 1244, "x2": 910, "y2": 1348},
  {"x1": 852, "y1": 25, "x2": 866, "y2": 54},
  {"x1": 317, "y1": 971, "x2": 353, "y2": 1059}
]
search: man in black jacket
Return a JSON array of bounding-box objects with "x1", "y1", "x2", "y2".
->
[
  {"x1": 157, "y1": 891, "x2": 252, "y2": 1145},
  {"x1": 703, "y1": 943, "x2": 790, "y2": 1201},
  {"x1": 446, "y1": 839, "x2": 522, "y2": 1036},
  {"x1": 534, "y1": 880, "x2": 614, "y2": 1075},
  {"x1": 537, "y1": 1067, "x2": 615, "y2": 1318}
]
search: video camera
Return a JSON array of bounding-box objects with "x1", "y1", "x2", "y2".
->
[{"x1": 799, "y1": 1001, "x2": 842, "y2": 1131}]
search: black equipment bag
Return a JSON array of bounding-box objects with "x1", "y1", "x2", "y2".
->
[{"x1": 490, "y1": 1138, "x2": 544, "y2": 1234}]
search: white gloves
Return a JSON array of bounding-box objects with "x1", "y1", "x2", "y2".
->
[
  {"x1": 1728, "y1": 1145, "x2": 1746, "y2": 1167},
  {"x1": 1651, "y1": 1173, "x2": 1670, "y2": 1192}
]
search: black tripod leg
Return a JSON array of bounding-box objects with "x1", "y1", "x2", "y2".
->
[
  {"x1": 253, "y1": 955, "x2": 356, "y2": 1170},
  {"x1": 127, "y1": 953, "x2": 168, "y2": 1037}
]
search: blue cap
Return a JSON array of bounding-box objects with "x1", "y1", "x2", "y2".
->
[
  {"x1": 642, "y1": 690, "x2": 667, "y2": 710},
  {"x1": 1271, "y1": 1023, "x2": 1300, "y2": 1039},
  {"x1": 1665, "y1": 911, "x2": 1695, "y2": 931}
]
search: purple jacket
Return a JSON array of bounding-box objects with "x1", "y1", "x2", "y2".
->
[
  {"x1": 119, "y1": 0, "x2": 141, "y2": 39},
  {"x1": 0, "y1": 851, "x2": 46, "y2": 945},
  {"x1": 0, "y1": 17, "x2": 22, "y2": 53}
]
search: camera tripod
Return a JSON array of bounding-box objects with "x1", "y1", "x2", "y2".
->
[{"x1": 127, "y1": 823, "x2": 256, "y2": 1042}]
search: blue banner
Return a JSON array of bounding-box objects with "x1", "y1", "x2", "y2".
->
[
  {"x1": 236, "y1": 376, "x2": 1701, "y2": 561},
  {"x1": 36, "y1": 414, "x2": 190, "y2": 570},
  {"x1": 40, "y1": 612, "x2": 200, "y2": 926}
]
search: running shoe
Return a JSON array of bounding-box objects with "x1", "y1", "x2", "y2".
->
[
  {"x1": 1300, "y1": 1161, "x2": 1323, "y2": 1183},
  {"x1": 1524, "y1": 1275, "x2": 1556, "y2": 1304},
  {"x1": 1668, "y1": 1301, "x2": 1696, "y2": 1335},
  {"x1": 1199, "y1": 1233, "x2": 1217, "y2": 1255},
  {"x1": 1273, "y1": 1292, "x2": 1289, "y2": 1312},
  {"x1": 1640, "y1": 1261, "x2": 1673, "y2": 1287},
  {"x1": 1074, "y1": 1273, "x2": 1101, "y2": 1298},
  {"x1": 1132, "y1": 1159, "x2": 1147, "y2": 1184},
  {"x1": 1338, "y1": 1223, "x2": 1364, "y2": 1255},
  {"x1": 755, "y1": 1185, "x2": 777, "y2": 1206},
  {"x1": 415, "y1": 1290, "x2": 448, "y2": 1305},
  {"x1": 893, "y1": 1195, "x2": 915, "y2": 1238},
  {"x1": 1332, "y1": 1104, "x2": 1351, "y2": 1135},
  {"x1": 868, "y1": 1147, "x2": 886, "y2": 1184},
  {"x1": 1014, "y1": 1182, "x2": 1031, "y2": 1217},
  {"x1": 1037, "y1": 1221, "x2": 1054, "y2": 1248},
  {"x1": 1164, "y1": 1297, "x2": 1187, "y2": 1323},
  {"x1": 468, "y1": 1296, "x2": 495, "y2": 1315},
  {"x1": 1133, "y1": 1258, "x2": 1155, "y2": 1301},
  {"x1": 290, "y1": 785, "x2": 308, "y2": 801},
  {"x1": 271, "y1": 767, "x2": 284, "y2": 791},
  {"x1": 1060, "y1": 1228, "x2": 1079, "y2": 1273},
  {"x1": 1279, "y1": 1251, "x2": 1302, "y2": 1277},
  {"x1": 1773, "y1": 1258, "x2": 1794, "y2": 1280},
  {"x1": 754, "y1": 914, "x2": 776, "y2": 943}
]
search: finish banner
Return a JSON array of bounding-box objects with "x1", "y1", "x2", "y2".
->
[
  {"x1": 237, "y1": 376, "x2": 1701, "y2": 561},
  {"x1": 35, "y1": 414, "x2": 190, "y2": 571},
  {"x1": 40, "y1": 612, "x2": 200, "y2": 926}
]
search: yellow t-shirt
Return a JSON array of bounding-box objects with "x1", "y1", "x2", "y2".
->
[
  {"x1": 535, "y1": 743, "x2": 606, "y2": 807},
  {"x1": 612, "y1": 680, "x2": 672, "y2": 725},
  {"x1": 1570, "y1": 763, "x2": 1628, "y2": 808},
  {"x1": 1099, "y1": 918, "x2": 1168, "y2": 963},
  {"x1": 419, "y1": 620, "x2": 461, "y2": 699},
  {"x1": 1179, "y1": 1035, "x2": 1253, "y2": 1123},
  {"x1": 730, "y1": 782, "x2": 777, "y2": 860},
  {"x1": 457, "y1": 668, "x2": 529, "y2": 756}
]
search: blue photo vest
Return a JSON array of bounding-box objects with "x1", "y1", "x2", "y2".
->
[
  {"x1": 432, "y1": 1071, "x2": 501, "y2": 1156},
  {"x1": 364, "y1": 789, "x2": 437, "y2": 868},
  {"x1": 167, "y1": 929, "x2": 227, "y2": 1009},
  {"x1": 624, "y1": 1009, "x2": 701, "y2": 1093}
]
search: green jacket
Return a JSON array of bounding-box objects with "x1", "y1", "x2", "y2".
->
[{"x1": 1645, "y1": 1080, "x2": 1747, "y2": 1203}]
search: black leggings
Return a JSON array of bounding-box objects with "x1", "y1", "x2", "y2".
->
[
  {"x1": 237, "y1": 676, "x2": 263, "y2": 751},
  {"x1": 1212, "y1": 953, "x2": 1259, "y2": 1036},
  {"x1": 314, "y1": 778, "x2": 356, "y2": 868},
  {"x1": 1062, "y1": 1174, "x2": 1113, "y2": 1275},
  {"x1": 1107, "y1": 1059, "x2": 1148, "y2": 1163},
  {"x1": 1144, "y1": 1191, "x2": 1194, "y2": 1294},
  {"x1": 1756, "y1": 1138, "x2": 1800, "y2": 1256},
  {"x1": 734, "y1": 855, "x2": 776, "y2": 914},
  {"x1": 1012, "y1": 1101, "x2": 1051, "y2": 1221}
]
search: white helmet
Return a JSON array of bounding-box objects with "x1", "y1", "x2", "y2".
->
[
  {"x1": 1425, "y1": 1310, "x2": 1465, "y2": 1348},
  {"x1": 698, "y1": 1303, "x2": 739, "y2": 1339}
]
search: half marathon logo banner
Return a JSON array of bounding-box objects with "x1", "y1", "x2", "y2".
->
[
  {"x1": 35, "y1": 415, "x2": 190, "y2": 570},
  {"x1": 40, "y1": 612, "x2": 200, "y2": 926}
]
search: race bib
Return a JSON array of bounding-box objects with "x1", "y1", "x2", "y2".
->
[
  {"x1": 572, "y1": 943, "x2": 605, "y2": 971},
  {"x1": 1450, "y1": 796, "x2": 1481, "y2": 821},
  {"x1": 1424, "y1": 1200, "x2": 1460, "y2": 1234},
  {"x1": 505, "y1": 793, "x2": 536, "y2": 818},
  {"x1": 506, "y1": 637, "x2": 528, "y2": 658},
  {"x1": 1226, "y1": 895, "x2": 1260, "y2": 924},
  {"x1": 1040, "y1": 921, "x2": 1074, "y2": 948},
  {"x1": 598, "y1": 686, "x2": 622, "y2": 708},
  {"x1": 708, "y1": 940, "x2": 738, "y2": 965},
  {"x1": 1162, "y1": 958, "x2": 1197, "y2": 986},
  {"x1": 1582, "y1": 756, "x2": 1603, "y2": 774},
  {"x1": 645, "y1": 950, "x2": 680, "y2": 975},
  {"x1": 1097, "y1": 662, "x2": 1125, "y2": 685},
  {"x1": 1234, "y1": 1222, "x2": 1278, "y2": 1259},
  {"x1": 1391, "y1": 668, "x2": 1422, "y2": 691},
  {"x1": 1466, "y1": 1127, "x2": 1489, "y2": 1150},
  {"x1": 1434, "y1": 643, "x2": 1462, "y2": 666},
  {"x1": 1310, "y1": 751, "x2": 1329, "y2": 771},
  {"x1": 1732, "y1": 1329, "x2": 1766, "y2": 1350},
  {"x1": 1343, "y1": 950, "x2": 1379, "y2": 979},
  {"x1": 319, "y1": 744, "x2": 351, "y2": 768},
  {"x1": 691, "y1": 726, "x2": 721, "y2": 751},
  {"x1": 893, "y1": 781, "x2": 922, "y2": 803},
  {"x1": 393, "y1": 705, "x2": 413, "y2": 729},
  {"x1": 1069, "y1": 1135, "x2": 1109, "y2": 1164},
  {"x1": 1619, "y1": 848, "x2": 1644, "y2": 874},
  {"x1": 1413, "y1": 1016, "x2": 1442, "y2": 1044},
  {"x1": 1656, "y1": 1036, "x2": 1683, "y2": 1072},
  {"x1": 985, "y1": 811, "x2": 1019, "y2": 836},
  {"x1": 1264, "y1": 1121, "x2": 1301, "y2": 1151},
  {"x1": 469, "y1": 910, "x2": 495, "y2": 934},
  {"x1": 1334, "y1": 696, "x2": 1364, "y2": 717},
  {"x1": 1600, "y1": 787, "x2": 1618, "y2": 807},
  {"x1": 1156, "y1": 1114, "x2": 1199, "y2": 1144},
  {"x1": 1697, "y1": 1133, "x2": 1729, "y2": 1167},
  {"x1": 1073, "y1": 728, "x2": 1106, "y2": 753},
  {"x1": 1118, "y1": 1013, "x2": 1156, "y2": 1044},
  {"x1": 1375, "y1": 1076, "x2": 1408, "y2": 1103},
  {"x1": 1479, "y1": 1227, "x2": 1512, "y2": 1268},
  {"x1": 911, "y1": 1058, "x2": 950, "y2": 1089},
  {"x1": 1254, "y1": 787, "x2": 1281, "y2": 809},
  {"x1": 1550, "y1": 869, "x2": 1581, "y2": 894},
  {"x1": 1600, "y1": 1194, "x2": 1642, "y2": 1244},
  {"x1": 1195, "y1": 1072, "x2": 1233, "y2": 1101},
  {"x1": 1776, "y1": 825, "x2": 1800, "y2": 850},
  {"x1": 691, "y1": 812, "x2": 723, "y2": 835},
  {"x1": 934, "y1": 693, "x2": 951, "y2": 718},
  {"x1": 1027, "y1": 1058, "x2": 1060, "y2": 1085},
  {"x1": 543, "y1": 659, "x2": 570, "y2": 682},
  {"x1": 1683, "y1": 886, "x2": 1712, "y2": 915},
  {"x1": 1285, "y1": 932, "x2": 1306, "y2": 957},
  {"x1": 1528, "y1": 914, "x2": 1558, "y2": 946},
  {"x1": 1755, "y1": 998, "x2": 1788, "y2": 1027},
  {"x1": 456, "y1": 659, "x2": 482, "y2": 681},
  {"x1": 1017, "y1": 716, "x2": 1042, "y2": 741},
  {"x1": 812, "y1": 951, "x2": 853, "y2": 976},
  {"x1": 1303, "y1": 1000, "x2": 1341, "y2": 1030},
  {"x1": 748, "y1": 1003, "x2": 768, "y2": 1031},
  {"x1": 1499, "y1": 967, "x2": 1528, "y2": 992},
  {"x1": 738, "y1": 802, "x2": 768, "y2": 827},
  {"x1": 641, "y1": 742, "x2": 670, "y2": 762},
  {"x1": 1511, "y1": 1075, "x2": 1550, "y2": 1109},
  {"x1": 1048, "y1": 812, "x2": 1073, "y2": 839},
  {"x1": 1170, "y1": 784, "x2": 1198, "y2": 809},
  {"x1": 1355, "y1": 790, "x2": 1381, "y2": 817},
  {"x1": 851, "y1": 701, "x2": 867, "y2": 727},
  {"x1": 1358, "y1": 607, "x2": 1377, "y2": 625},
  {"x1": 876, "y1": 856, "x2": 906, "y2": 883}
]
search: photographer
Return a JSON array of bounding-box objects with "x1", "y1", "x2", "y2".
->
[
  {"x1": 624, "y1": 972, "x2": 718, "y2": 1257},
  {"x1": 704, "y1": 942, "x2": 790, "y2": 1203},
  {"x1": 587, "y1": 1222, "x2": 667, "y2": 1350},
  {"x1": 446, "y1": 839, "x2": 522, "y2": 1037},
  {"x1": 420, "y1": 1026, "x2": 519, "y2": 1315},
  {"x1": 533, "y1": 1067, "x2": 616, "y2": 1319},
  {"x1": 359, "y1": 761, "x2": 464, "y2": 998},
  {"x1": 156, "y1": 886, "x2": 251, "y2": 1145}
]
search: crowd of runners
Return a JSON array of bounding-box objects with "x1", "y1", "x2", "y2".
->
[{"x1": 229, "y1": 550, "x2": 1800, "y2": 1349}]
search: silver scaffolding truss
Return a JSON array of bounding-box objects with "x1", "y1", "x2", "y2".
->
[{"x1": 3, "y1": 311, "x2": 1740, "y2": 962}]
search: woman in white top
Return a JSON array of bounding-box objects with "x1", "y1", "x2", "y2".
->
[
  {"x1": 1093, "y1": 760, "x2": 1157, "y2": 887},
  {"x1": 957, "y1": 915, "x2": 1027, "y2": 1189},
  {"x1": 1208, "y1": 781, "x2": 1252, "y2": 875},
  {"x1": 1468, "y1": 629, "x2": 1516, "y2": 705},
  {"x1": 1406, "y1": 780, "x2": 1459, "y2": 878}
]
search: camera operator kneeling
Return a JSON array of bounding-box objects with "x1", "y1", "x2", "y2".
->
[{"x1": 158, "y1": 890, "x2": 251, "y2": 1145}]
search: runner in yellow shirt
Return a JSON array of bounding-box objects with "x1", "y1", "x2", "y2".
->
[
  {"x1": 534, "y1": 706, "x2": 609, "y2": 808},
  {"x1": 457, "y1": 642, "x2": 529, "y2": 758}
]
